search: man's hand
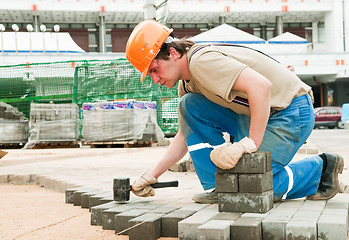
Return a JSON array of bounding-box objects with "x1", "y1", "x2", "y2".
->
[
  {"x1": 131, "y1": 171, "x2": 158, "y2": 197},
  {"x1": 210, "y1": 137, "x2": 257, "y2": 169}
]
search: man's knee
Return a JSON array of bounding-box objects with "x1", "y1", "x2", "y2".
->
[{"x1": 179, "y1": 93, "x2": 205, "y2": 116}]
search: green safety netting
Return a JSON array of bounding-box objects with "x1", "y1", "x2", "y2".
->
[{"x1": 0, "y1": 59, "x2": 179, "y2": 135}]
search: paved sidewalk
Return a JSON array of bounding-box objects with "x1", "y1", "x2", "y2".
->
[{"x1": 1, "y1": 141, "x2": 349, "y2": 239}]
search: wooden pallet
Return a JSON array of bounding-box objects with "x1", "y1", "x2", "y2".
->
[
  {"x1": 0, "y1": 142, "x2": 25, "y2": 149},
  {"x1": 31, "y1": 141, "x2": 80, "y2": 149},
  {"x1": 85, "y1": 141, "x2": 156, "y2": 148}
]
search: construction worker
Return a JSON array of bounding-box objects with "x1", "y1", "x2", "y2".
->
[{"x1": 127, "y1": 20, "x2": 344, "y2": 203}]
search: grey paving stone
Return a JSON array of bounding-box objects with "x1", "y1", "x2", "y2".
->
[
  {"x1": 102, "y1": 204, "x2": 139, "y2": 230},
  {"x1": 149, "y1": 205, "x2": 179, "y2": 214},
  {"x1": 215, "y1": 173, "x2": 238, "y2": 193},
  {"x1": 0, "y1": 174, "x2": 8, "y2": 184},
  {"x1": 217, "y1": 152, "x2": 271, "y2": 174},
  {"x1": 89, "y1": 192, "x2": 113, "y2": 210},
  {"x1": 65, "y1": 188, "x2": 78, "y2": 204},
  {"x1": 128, "y1": 213, "x2": 163, "y2": 240},
  {"x1": 239, "y1": 171, "x2": 273, "y2": 193},
  {"x1": 231, "y1": 217, "x2": 264, "y2": 240},
  {"x1": 90, "y1": 201, "x2": 123, "y2": 226},
  {"x1": 262, "y1": 200, "x2": 302, "y2": 240},
  {"x1": 197, "y1": 220, "x2": 232, "y2": 240},
  {"x1": 73, "y1": 188, "x2": 96, "y2": 206},
  {"x1": 212, "y1": 212, "x2": 242, "y2": 221},
  {"x1": 53, "y1": 180, "x2": 65, "y2": 193},
  {"x1": 218, "y1": 190, "x2": 273, "y2": 213},
  {"x1": 81, "y1": 190, "x2": 107, "y2": 209},
  {"x1": 180, "y1": 203, "x2": 210, "y2": 211},
  {"x1": 178, "y1": 205, "x2": 219, "y2": 240},
  {"x1": 317, "y1": 214, "x2": 348, "y2": 240},
  {"x1": 10, "y1": 174, "x2": 32, "y2": 184},
  {"x1": 286, "y1": 218, "x2": 317, "y2": 240},
  {"x1": 162, "y1": 209, "x2": 197, "y2": 237},
  {"x1": 114, "y1": 209, "x2": 149, "y2": 234},
  {"x1": 0, "y1": 174, "x2": 9, "y2": 183}
]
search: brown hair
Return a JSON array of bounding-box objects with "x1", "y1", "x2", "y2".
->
[{"x1": 155, "y1": 38, "x2": 195, "y2": 60}]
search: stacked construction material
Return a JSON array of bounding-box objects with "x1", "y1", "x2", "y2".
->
[
  {"x1": 25, "y1": 103, "x2": 79, "y2": 148},
  {"x1": 82, "y1": 100, "x2": 164, "y2": 143},
  {"x1": 216, "y1": 152, "x2": 273, "y2": 213},
  {"x1": 0, "y1": 102, "x2": 28, "y2": 146}
]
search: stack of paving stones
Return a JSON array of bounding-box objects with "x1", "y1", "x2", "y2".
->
[
  {"x1": 0, "y1": 102, "x2": 29, "y2": 146},
  {"x1": 216, "y1": 152, "x2": 273, "y2": 214}
]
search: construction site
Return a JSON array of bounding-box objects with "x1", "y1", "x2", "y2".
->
[{"x1": 1, "y1": 0, "x2": 349, "y2": 239}]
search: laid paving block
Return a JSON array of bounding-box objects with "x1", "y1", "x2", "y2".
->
[
  {"x1": 90, "y1": 201, "x2": 123, "y2": 226},
  {"x1": 128, "y1": 213, "x2": 163, "y2": 240},
  {"x1": 231, "y1": 217, "x2": 264, "y2": 240},
  {"x1": 102, "y1": 204, "x2": 140, "y2": 230},
  {"x1": 215, "y1": 173, "x2": 238, "y2": 193},
  {"x1": 317, "y1": 214, "x2": 348, "y2": 240},
  {"x1": 212, "y1": 212, "x2": 242, "y2": 221},
  {"x1": 180, "y1": 203, "x2": 210, "y2": 211},
  {"x1": 218, "y1": 190, "x2": 273, "y2": 213},
  {"x1": 262, "y1": 201, "x2": 301, "y2": 240},
  {"x1": 30, "y1": 174, "x2": 39, "y2": 184},
  {"x1": 10, "y1": 174, "x2": 32, "y2": 184},
  {"x1": 65, "y1": 187, "x2": 90, "y2": 204},
  {"x1": 239, "y1": 171, "x2": 273, "y2": 193},
  {"x1": 178, "y1": 205, "x2": 219, "y2": 240},
  {"x1": 149, "y1": 205, "x2": 179, "y2": 214},
  {"x1": 53, "y1": 180, "x2": 65, "y2": 193},
  {"x1": 81, "y1": 191, "x2": 97, "y2": 209},
  {"x1": 114, "y1": 209, "x2": 149, "y2": 234},
  {"x1": 65, "y1": 188, "x2": 77, "y2": 204},
  {"x1": 89, "y1": 192, "x2": 113, "y2": 210},
  {"x1": 286, "y1": 218, "x2": 317, "y2": 240},
  {"x1": 0, "y1": 174, "x2": 9, "y2": 183},
  {"x1": 162, "y1": 209, "x2": 197, "y2": 237},
  {"x1": 73, "y1": 188, "x2": 97, "y2": 206},
  {"x1": 217, "y1": 152, "x2": 271, "y2": 174},
  {"x1": 197, "y1": 220, "x2": 232, "y2": 240}
]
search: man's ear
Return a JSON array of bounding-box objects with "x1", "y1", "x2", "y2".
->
[{"x1": 169, "y1": 47, "x2": 179, "y2": 59}]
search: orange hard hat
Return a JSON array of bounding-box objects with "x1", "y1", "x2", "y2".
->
[{"x1": 126, "y1": 20, "x2": 173, "y2": 82}]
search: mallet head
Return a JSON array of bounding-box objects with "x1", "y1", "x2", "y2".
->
[{"x1": 113, "y1": 177, "x2": 131, "y2": 202}]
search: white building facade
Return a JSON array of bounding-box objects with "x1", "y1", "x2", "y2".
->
[{"x1": 0, "y1": 0, "x2": 349, "y2": 107}]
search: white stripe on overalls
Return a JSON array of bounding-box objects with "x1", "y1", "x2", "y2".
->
[
  {"x1": 187, "y1": 142, "x2": 228, "y2": 152},
  {"x1": 282, "y1": 166, "x2": 294, "y2": 199}
]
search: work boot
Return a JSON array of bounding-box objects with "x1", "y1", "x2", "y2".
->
[
  {"x1": 306, "y1": 153, "x2": 344, "y2": 201},
  {"x1": 192, "y1": 189, "x2": 218, "y2": 204}
]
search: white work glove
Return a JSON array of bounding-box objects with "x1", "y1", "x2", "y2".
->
[
  {"x1": 131, "y1": 171, "x2": 158, "y2": 197},
  {"x1": 210, "y1": 137, "x2": 257, "y2": 170}
]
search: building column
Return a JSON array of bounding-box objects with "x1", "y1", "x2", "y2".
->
[
  {"x1": 144, "y1": 0, "x2": 156, "y2": 20},
  {"x1": 276, "y1": 16, "x2": 283, "y2": 35},
  {"x1": 325, "y1": 0, "x2": 344, "y2": 52},
  {"x1": 343, "y1": 0, "x2": 349, "y2": 52},
  {"x1": 99, "y1": 15, "x2": 106, "y2": 53},
  {"x1": 33, "y1": 14, "x2": 40, "y2": 32},
  {"x1": 261, "y1": 23, "x2": 267, "y2": 40},
  {"x1": 312, "y1": 21, "x2": 318, "y2": 43}
]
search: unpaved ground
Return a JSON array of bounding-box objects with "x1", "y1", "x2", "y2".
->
[
  {"x1": 0, "y1": 184, "x2": 123, "y2": 240},
  {"x1": 0, "y1": 184, "x2": 175, "y2": 240}
]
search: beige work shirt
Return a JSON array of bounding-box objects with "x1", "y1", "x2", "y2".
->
[{"x1": 178, "y1": 43, "x2": 313, "y2": 117}]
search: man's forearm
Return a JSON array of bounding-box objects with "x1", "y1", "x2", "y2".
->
[{"x1": 151, "y1": 129, "x2": 188, "y2": 178}]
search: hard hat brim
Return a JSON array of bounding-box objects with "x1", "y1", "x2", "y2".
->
[{"x1": 140, "y1": 67, "x2": 149, "y2": 82}]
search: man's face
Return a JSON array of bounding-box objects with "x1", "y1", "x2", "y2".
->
[{"x1": 147, "y1": 56, "x2": 181, "y2": 88}]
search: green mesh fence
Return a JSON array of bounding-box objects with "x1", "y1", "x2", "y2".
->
[{"x1": 0, "y1": 59, "x2": 179, "y2": 135}]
